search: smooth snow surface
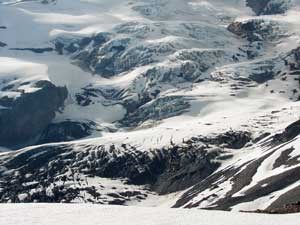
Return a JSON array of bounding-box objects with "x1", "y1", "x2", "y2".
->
[{"x1": 0, "y1": 204, "x2": 299, "y2": 225}]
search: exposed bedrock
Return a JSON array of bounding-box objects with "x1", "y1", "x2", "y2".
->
[
  {"x1": 246, "y1": 0, "x2": 292, "y2": 15},
  {"x1": 285, "y1": 46, "x2": 300, "y2": 72},
  {"x1": 228, "y1": 19, "x2": 286, "y2": 43},
  {"x1": 271, "y1": 119, "x2": 300, "y2": 145},
  {"x1": 0, "y1": 41, "x2": 6, "y2": 47},
  {"x1": 0, "y1": 25, "x2": 7, "y2": 47},
  {"x1": 0, "y1": 144, "x2": 218, "y2": 202},
  {"x1": 175, "y1": 160, "x2": 300, "y2": 211},
  {"x1": 38, "y1": 121, "x2": 96, "y2": 144},
  {"x1": 174, "y1": 120, "x2": 300, "y2": 211},
  {"x1": 0, "y1": 130, "x2": 252, "y2": 202},
  {"x1": 0, "y1": 81, "x2": 68, "y2": 148}
]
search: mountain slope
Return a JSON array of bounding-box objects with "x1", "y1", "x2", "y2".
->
[{"x1": 0, "y1": 0, "x2": 300, "y2": 212}]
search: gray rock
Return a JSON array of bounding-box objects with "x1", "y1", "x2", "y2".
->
[
  {"x1": 0, "y1": 80, "x2": 68, "y2": 148},
  {"x1": 173, "y1": 120, "x2": 300, "y2": 211},
  {"x1": 284, "y1": 46, "x2": 300, "y2": 72},
  {"x1": 272, "y1": 119, "x2": 300, "y2": 145},
  {"x1": 0, "y1": 41, "x2": 6, "y2": 47},
  {"x1": 228, "y1": 19, "x2": 289, "y2": 60},
  {"x1": 228, "y1": 19, "x2": 286, "y2": 43},
  {"x1": 0, "y1": 136, "x2": 224, "y2": 202},
  {"x1": 38, "y1": 121, "x2": 95, "y2": 144}
]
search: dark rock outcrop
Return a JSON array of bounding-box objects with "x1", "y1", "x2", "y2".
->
[
  {"x1": 227, "y1": 19, "x2": 286, "y2": 59},
  {"x1": 41, "y1": 0, "x2": 57, "y2": 4},
  {"x1": 284, "y1": 46, "x2": 300, "y2": 72},
  {"x1": 0, "y1": 80, "x2": 68, "y2": 148},
  {"x1": 0, "y1": 128, "x2": 254, "y2": 203},
  {"x1": 0, "y1": 41, "x2": 6, "y2": 47},
  {"x1": 246, "y1": 0, "x2": 291, "y2": 16},
  {"x1": 272, "y1": 119, "x2": 300, "y2": 144},
  {"x1": 0, "y1": 139, "x2": 222, "y2": 202},
  {"x1": 10, "y1": 47, "x2": 53, "y2": 53},
  {"x1": 228, "y1": 19, "x2": 285, "y2": 43},
  {"x1": 38, "y1": 121, "x2": 95, "y2": 144},
  {"x1": 249, "y1": 70, "x2": 275, "y2": 83},
  {"x1": 174, "y1": 120, "x2": 300, "y2": 211},
  {"x1": 174, "y1": 150, "x2": 300, "y2": 210},
  {"x1": 0, "y1": 25, "x2": 7, "y2": 47},
  {"x1": 245, "y1": 201, "x2": 300, "y2": 214},
  {"x1": 196, "y1": 131, "x2": 252, "y2": 149}
]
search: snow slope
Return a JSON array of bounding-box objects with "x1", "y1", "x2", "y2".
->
[{"x1": 0, "y1": 204, "x2": 299, "y2": 225}]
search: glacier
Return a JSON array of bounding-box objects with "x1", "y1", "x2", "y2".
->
[{"x1": 0, "y1": 0, "x2": 300, "y2": 217}]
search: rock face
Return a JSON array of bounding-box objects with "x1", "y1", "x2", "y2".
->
[
  {"x1": 227, "y1": 17, "x2": 300, "y2": 100},
  {"x1": 0, "y1": 25, "x2": 7, "y2": 47},
  {"x1": 246, "y1": 0, "x2": 291, "y2": 15},
  {"x1": 174, "y1": 120, "x2": 300, "y2": 211},
  {"x1": 247, "y1": 201, "x2": 300, "y2": 214},
  {"x1": 38, "y1": 121, "x2": 95, "y2": 144},
  {"x1": 0, "y1": 81, "x2": 68, "y2": 148},
  {"x1": 0, "y1": 130, "x2": 252, "y2": 203},
  {"x1": 272, "y1": 119, "x2": 300, "y2": 144},
  {"x1": 195, "y1": 131, "x2": 252, "y2": 150},
  {"x1": 285, "y1": 46, "x2": 300, "y2": 73},
  {"x1": 228, "y1": 19, "x2": 286, "y2": 43},
  {"x1": 0, "y1": 41, "x2": 6, "y2": 47}
]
